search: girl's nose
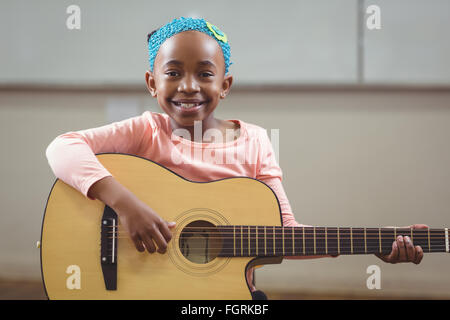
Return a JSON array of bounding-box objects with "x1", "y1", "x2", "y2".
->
[{"x1": 178, "y1": 75, "x2": 200, "y2": 93}]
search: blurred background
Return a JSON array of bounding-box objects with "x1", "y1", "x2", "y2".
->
[{"x1": 1, "y1": 0, "x2": 450, "y2": 299}]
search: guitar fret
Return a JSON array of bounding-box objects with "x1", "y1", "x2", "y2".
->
[
  {"x1": 256, "y1": 227, "x2": 258, "y2": 256},
  {"x1": 313, "y1": 227, "x2": 316, "y2": 255},
  {"x1": 304, "y1": 227, "x2": 315, "y2": 255},
  {"x1": 234, "y1": 226, "x2": 241, "y2": 257},
  {"x1": 233, "y1": 226, "x2": 236, "y2": 256},
  {"x1": 446, "y1": 228, "x2": 449, "y2": 253},
  {"x1": 326, "y1": 227, "x2": 338, "y2": 256},
  {"x1": 282, "y1": 227, "x2": 292, "y2": 257},
  {"x1": 353, "y1": 228, "x2": 365, "y2": 254},
  {"x1": 430, "y1": 229, "x2": 445, "y2": 253},
  {"x1": 248, "y1": 226, "x2": 251, "y2": 257},
  {"x1": 292, "y1": 227, "x2": 295, "y2": 255},
  {"x1": 428, "y1": 228, "x2": 431, "y2": 253},
  {"x1": 378, "y1": 228, "x2": 382, "y2": 254},
  {"x1": 302, "y1": 227, "x2": 305, "y2": 255},
  {"x1": 241, "y1": 226, "x2": 243, "y2": 256},
  {"x1": 282, "y1": 227, "x2": 285, "y2": 255},
  {"x1": 218, "y1": 226, "x2": 232, "y2": 257},
  {"x1": 337, "y1": 227, "x2": 340, "y2": 255},
  {"x1": 273, "y1": 226, "x2": 276, "y2": 256},
  {"x1": 314, "y1": 227, "x2": 326, "y2": 255},
  {"x1": 350, "y1": 227, "x2": 353, "y2": 254},
  {"x1": 381, "y1": 228, "x2": 395, "y2": 255},
  {"x1": 325, "y1": 227, "x2": 328, "y2": 255},
  {"x1": 365, "y1": 228, "x2": 377, "y2": 254},
  {"x1": 264, "y1": 226, "x2": 267, "y2": 256},
  {"x1": 257, "y1": 226, "x2": 265, "y2": 257},
  {"x1": 409, "y1": 229, "x2": 427, "y2": 254},
  {"x1": 294, "y1": 227, "x2": 303, "y2": 256},
  {"x1": 249, "y1": 226, "x2": 256, "y2": 256},
  {"x1": 339, "y1": 228, "x2": 351, "y2": 254},
  {"x1": 364, "y1": 228, "x2": 367, "y2": 254}
]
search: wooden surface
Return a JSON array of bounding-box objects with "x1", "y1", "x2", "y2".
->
[
  {"x1": 0, "y1": 280, "x2": 47, "y2": 300},
  {"x1": 0, "y1": 280, "x2": 438, "y2": 300}
]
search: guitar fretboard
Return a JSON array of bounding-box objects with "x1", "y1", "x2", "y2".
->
[{"x1": 216, "y1": 226, "x2": 449, "y2": 257}]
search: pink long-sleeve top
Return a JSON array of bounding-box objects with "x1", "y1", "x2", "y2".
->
[{"x1": 46, "y1": 111, "x2": 300, "y2": 227}]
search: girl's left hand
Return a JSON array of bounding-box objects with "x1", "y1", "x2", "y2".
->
[{"x1": 375, "y1": 224, "x2": 428, "y2": 264}]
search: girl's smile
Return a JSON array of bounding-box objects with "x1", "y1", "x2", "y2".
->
[{"x1": 171, "y1": 100, "x2": 206, "y2": 114}]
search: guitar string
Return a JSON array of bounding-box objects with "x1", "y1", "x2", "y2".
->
[
  {"x1": 100, "y1": 238, "x2": 446, "y2": 250},
  {"x1": 107, "y1": 233, "x2": 445, "y2": 241},
  {"x1": 104, "y1": 242, "x2": 446, "y2": 251},
  {"x1": 101, "y1": 246, "x2": 448, "y2": 256},
  {"x1": 103, "y1": 242, "x2": 447, "y2": 250},
  {"x1": 104, "y1": 236, "x2": 446, "y2": 252},
  {"x1": 103, "y1": 245, "x2": 448, "y2": 250},
  {"x1": 107, "y1": 226, "x2": 443, "y2": 230},
  {"x1": 107, "y1": 227, "x2": 445, "y2": 236},
  {"x1": 105, "y1": 236, "x2": 448, "y2": 242},
  {"x1": 106, "y1": 227, "x2": 445, "y2": 237},
  {"x1": 105, "y1": 232, "x2": 447, "y2": 239},
  {"x1": 105, "y1": 231, "x2": 446, "y2": 238},
  {"x1": 102, "y1": 244, "x2": 447, "y2": 249},
  {"x1": 105, "y1": 236, "x2": 448, "y2": 244},
  {"x1": 106, "y1": 228, "x2": 446, "y2": 234},
  {"x1": 107, "y1": 229, "x2": 444, "y2": 234},
  {"x1": 105, "y1": 228, "x2": 447, "y2": 240},
  {"x1": 102, "y1": 236, "x2": 447, "y2": 253}
]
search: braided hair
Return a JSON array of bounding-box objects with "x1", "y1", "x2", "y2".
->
[
  {"x1": 146, "y1": 17, "x2": 232, "y2": 75},
  {"x1": 147, "y1": 29, "x2": 158, "y2": 44}
]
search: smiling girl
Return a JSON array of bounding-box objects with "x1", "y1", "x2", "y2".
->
[{"x1": 46, "y1": 17, "x2": 427, "y2": 299}]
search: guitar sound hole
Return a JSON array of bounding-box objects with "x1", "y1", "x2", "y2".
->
[{"x1": 179, "y1": 220, "x2": 223, "y2": 264}]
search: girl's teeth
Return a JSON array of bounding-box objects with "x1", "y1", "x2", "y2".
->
[{"x1": 177, "y1": 102, "x2": 201, "y2": 108}]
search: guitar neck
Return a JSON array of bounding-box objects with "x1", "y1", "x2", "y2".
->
[{"x1": 217, "y1": 226, "x2": 449, "y2": 257}]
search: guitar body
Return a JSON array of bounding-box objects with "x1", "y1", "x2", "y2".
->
[{"x1": 40, "y1": 153, "x2": 283, "y2": 299}]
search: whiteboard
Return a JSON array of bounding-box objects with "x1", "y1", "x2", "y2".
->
[
  {"x1": 364, "y1": 0, "x2": 450, "y2": 85},
  {"x1": 0, "y1": 0, "x2": 359, "y2": 86}
]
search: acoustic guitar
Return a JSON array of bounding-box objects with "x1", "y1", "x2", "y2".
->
[{"x1": 40, "y1": 153, "x2": 449, "y2": 299}]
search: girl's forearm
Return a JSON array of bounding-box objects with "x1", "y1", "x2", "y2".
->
[{"x1": 87, "y1": 176, "x2": 133, "y2": 211}]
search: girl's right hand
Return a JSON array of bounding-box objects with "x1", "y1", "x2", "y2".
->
[
  {"x1": 88, "y1": 176, "x2": 176, "y2": 254},
  {"x1": 113, "y1": 197, "x2": 176, "y2": 254}
]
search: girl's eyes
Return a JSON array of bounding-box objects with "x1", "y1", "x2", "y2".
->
[
  {"x1": 165, "y1": 72, "x2": 213, "y2": 78},
  {"x1": 166, "y1": 71, "x2": 179, "y2": 77}
]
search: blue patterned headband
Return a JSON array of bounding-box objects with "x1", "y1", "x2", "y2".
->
[{"x1": 148, "y1": 17, "x2": 232, "y2": 75}]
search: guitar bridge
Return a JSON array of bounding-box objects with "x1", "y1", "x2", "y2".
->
[{"x1": 100, "y1": 205, "x2": 117, "y2": 290}]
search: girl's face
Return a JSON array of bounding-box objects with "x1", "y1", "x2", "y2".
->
[{"x1": 145, "y1": 30, "x2": 233, "y2": 128}]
